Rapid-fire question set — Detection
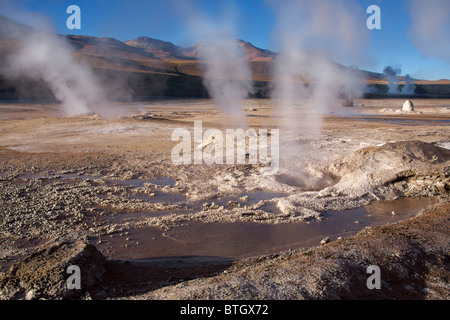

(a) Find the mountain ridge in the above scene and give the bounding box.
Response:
[1,13,449,100]
[0,13,393,80]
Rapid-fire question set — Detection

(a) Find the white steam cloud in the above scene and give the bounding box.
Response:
[268,0,368,135]
[382,66,416,95]
[265,0,370,183]
[197,40,253,119]
[5,30,119,118]
[0,6,122,119]
[269,0,368,128]
[407,0,450,63]
[383,66,400,94]
[401,74,415,94]
[171,0,252,124]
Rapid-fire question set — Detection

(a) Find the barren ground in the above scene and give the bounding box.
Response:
[0,98,449,299]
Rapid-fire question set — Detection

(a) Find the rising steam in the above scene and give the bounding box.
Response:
[1,12,121,118]
[382,66,416,95]
[401,74,416,94]
[197,40,253,120]
[407,0,450,63]
[267,0,369,181]
[383,66,400,94]
[7,30,116,117]
[172,0,252,124]
[269,0,368,125]
[15,31,101,116]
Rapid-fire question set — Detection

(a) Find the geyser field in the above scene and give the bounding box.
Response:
[0,98,449,300]
[0,0,449,302]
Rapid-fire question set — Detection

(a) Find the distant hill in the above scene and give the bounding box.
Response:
[0,13,32,40]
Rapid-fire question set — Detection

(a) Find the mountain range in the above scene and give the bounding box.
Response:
[65,34,279,81]
[0,13,448,100]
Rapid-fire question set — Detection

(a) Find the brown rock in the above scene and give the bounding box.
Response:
[0,239,106,300]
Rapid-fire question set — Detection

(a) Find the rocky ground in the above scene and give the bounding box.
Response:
[0,98,448,299]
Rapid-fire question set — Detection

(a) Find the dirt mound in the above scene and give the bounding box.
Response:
[325,140,450,197]
[274,141,449,220]
[0,239,106,300]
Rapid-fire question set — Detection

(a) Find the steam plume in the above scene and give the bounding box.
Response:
[269,0,368,119]
[268,0,368,134]
[407,0,450,63]
[0,7,122,118]
[267,0,369,181]
[383,66,400,94]
[401,74,416,94]
[7,30,119,117]
[171,0,252,123]
[197,40,253,119]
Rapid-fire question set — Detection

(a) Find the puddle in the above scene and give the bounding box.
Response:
[150,177,176,186]
[111,208,191,223]
[208,192,288,207]
[95,197,436,261]
[275,172,339,190]
[360,117,450,126]
[128,192,186,203]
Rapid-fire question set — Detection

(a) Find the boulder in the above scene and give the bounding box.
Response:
[0,239,106,300]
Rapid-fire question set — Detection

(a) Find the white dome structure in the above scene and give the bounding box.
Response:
[402,100,414,112]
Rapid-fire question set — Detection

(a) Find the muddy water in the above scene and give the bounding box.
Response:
[359,116,450,126]
[14,173,439,261]
[95,197,436,261]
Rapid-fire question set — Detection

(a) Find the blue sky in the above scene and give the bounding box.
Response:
[2,0,449,80]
